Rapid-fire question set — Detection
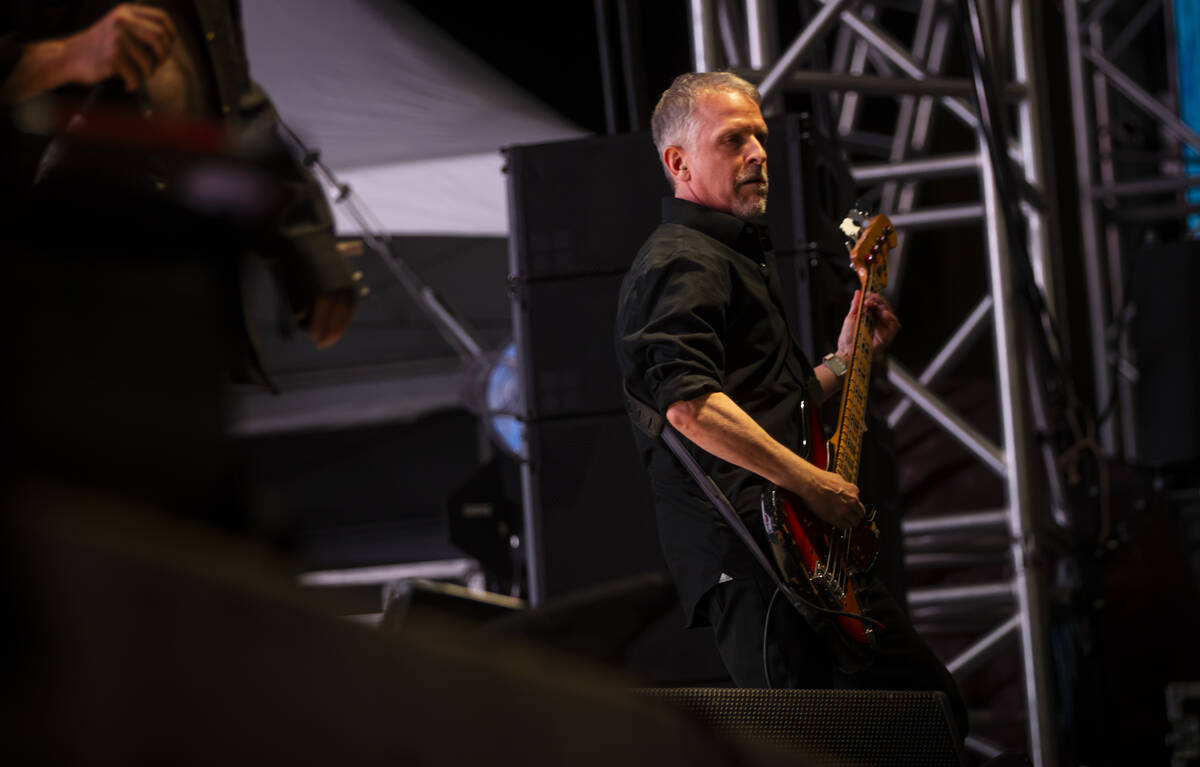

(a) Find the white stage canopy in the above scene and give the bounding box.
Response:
[241,0,588,236]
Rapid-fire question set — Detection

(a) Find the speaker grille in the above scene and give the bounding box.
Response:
[636,688,965,767]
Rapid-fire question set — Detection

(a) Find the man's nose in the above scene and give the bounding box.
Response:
[747,137,766,164]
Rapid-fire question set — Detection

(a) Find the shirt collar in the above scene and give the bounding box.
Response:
[661,197,771,258]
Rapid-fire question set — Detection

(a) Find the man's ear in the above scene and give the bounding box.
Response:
[664,146,690,183]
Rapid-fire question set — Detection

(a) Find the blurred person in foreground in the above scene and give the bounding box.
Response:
[1,1,356,362]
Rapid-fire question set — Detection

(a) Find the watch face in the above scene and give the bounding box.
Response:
[824,354,847,376]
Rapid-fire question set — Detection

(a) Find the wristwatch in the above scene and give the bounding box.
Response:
[822,352,848,378]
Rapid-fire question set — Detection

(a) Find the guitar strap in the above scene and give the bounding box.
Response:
[622,382,868,673]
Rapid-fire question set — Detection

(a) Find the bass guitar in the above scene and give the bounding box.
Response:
[760,212,896,650]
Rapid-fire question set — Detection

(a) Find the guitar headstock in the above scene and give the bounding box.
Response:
[840,211,894,291]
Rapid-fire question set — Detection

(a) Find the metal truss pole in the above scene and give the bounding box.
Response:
[689,0,718,71]
[979,118,1058,767]
[1011,0,1058,330]
[1063,0,1200,459]
[1062,0,1116,455]
[877,0,942,293]
[693,2,1062,763]
[744,0,773,69]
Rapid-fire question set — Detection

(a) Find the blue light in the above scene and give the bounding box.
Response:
[485,341,525,459]
[1178,0,1200,235]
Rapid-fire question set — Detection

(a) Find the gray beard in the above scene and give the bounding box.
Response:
[733,191,768,220]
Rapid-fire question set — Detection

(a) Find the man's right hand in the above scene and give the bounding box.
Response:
[665,391,870,530]
[64,4,177,92]
[789,468,867,530]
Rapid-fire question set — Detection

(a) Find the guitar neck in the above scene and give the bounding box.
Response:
[831,274,883,483]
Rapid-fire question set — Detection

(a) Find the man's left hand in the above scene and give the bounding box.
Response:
[836,290,900,359]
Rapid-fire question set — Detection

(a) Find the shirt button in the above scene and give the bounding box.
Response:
[222,104,232,115]
[206,31,215,41]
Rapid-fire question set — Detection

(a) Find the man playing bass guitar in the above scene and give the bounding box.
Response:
[615,71,965,737]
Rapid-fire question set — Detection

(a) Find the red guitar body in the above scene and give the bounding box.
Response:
[759,212,896,650]
[760,401,882,647]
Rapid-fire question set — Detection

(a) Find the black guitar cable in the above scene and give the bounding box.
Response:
[761,582,887,688]
[788,588,887,628]
[763,586,783,688]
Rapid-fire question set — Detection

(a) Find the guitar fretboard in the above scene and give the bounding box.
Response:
[831,268,884,484]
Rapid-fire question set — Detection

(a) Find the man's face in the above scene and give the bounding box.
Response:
[673,89,769,220]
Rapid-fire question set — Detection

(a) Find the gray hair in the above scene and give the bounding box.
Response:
[650,72,761,186]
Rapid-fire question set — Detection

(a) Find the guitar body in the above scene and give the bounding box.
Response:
[760,401,881,648]
[759,212,896,651]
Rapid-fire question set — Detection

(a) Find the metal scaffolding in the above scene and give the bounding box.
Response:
[1061,0,1200,460]
[686,1,1061,764]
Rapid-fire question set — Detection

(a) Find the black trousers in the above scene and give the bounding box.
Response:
[705,569,969,740]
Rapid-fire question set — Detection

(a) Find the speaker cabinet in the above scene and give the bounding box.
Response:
[524,411,730,683]
[514,272,628,419]
[526,412,661,598]
[637,688,966,767]
[506,131,667,282]
[1132,240,1200,466]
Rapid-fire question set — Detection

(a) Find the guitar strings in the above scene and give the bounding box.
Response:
[829,253,882,596]
[806,230,886,633]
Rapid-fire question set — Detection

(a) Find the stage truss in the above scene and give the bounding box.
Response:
[686,0,1063,763]
[1061,0,1200,460]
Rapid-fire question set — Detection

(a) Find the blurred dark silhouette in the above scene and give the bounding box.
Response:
[0,115,804,767]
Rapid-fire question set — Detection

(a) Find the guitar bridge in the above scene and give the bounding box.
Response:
[810,562,846,602]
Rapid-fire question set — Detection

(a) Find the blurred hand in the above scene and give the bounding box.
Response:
[64,4,177,91]
[791,468,866,530]
[296,289,356,349]
[836,290,900,359]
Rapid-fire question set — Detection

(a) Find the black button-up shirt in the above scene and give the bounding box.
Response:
[615,197,821,626]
